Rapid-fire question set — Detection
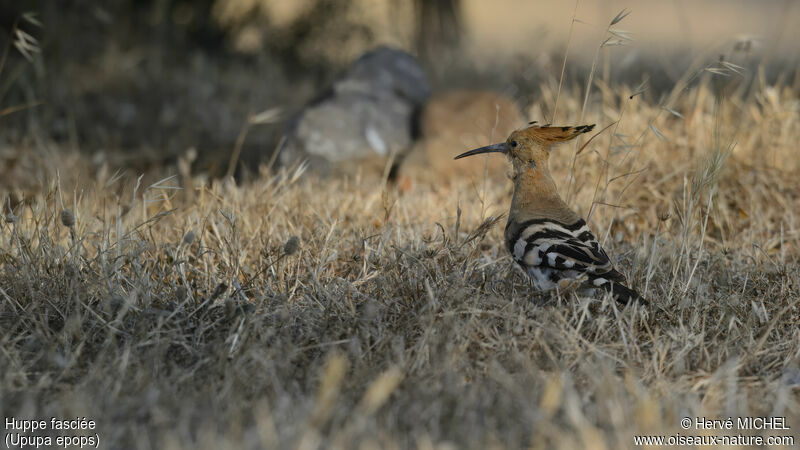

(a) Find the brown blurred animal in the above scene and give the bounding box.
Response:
[403,90,525,182]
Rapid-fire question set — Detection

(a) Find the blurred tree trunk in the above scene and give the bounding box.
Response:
[414,0,462,64]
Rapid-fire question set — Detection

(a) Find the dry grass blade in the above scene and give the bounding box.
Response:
[13,28,40,62]
[357,368,404,415]
[0,100,42,118]
[721,61,746,75]
[704,67,731,77]
[551,0,580,123]
[609,29,633,41]
[610,8,631,26]
[576,121,617,156]
[629,78,649,99]
[21,12,42,27]
[311,353,349,427]
[663,107,684,118]
[649,123,667,141]
[601,37,626,48]
[249,107,282,125]
[459,214,505,249]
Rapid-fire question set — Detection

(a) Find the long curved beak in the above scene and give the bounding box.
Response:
[454,142,507,160]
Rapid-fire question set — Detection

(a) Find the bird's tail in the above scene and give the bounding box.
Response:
[601,282,647,305]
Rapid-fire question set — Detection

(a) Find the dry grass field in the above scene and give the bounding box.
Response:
[2,2,800,449]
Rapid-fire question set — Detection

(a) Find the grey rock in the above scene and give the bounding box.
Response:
[280,46,429,170]
[333,46,430,104]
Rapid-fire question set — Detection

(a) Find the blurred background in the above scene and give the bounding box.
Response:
[1,0,798,180]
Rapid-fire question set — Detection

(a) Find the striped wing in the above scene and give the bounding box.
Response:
[507,218,625,288]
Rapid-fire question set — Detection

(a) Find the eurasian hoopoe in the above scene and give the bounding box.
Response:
[455,123,645,304]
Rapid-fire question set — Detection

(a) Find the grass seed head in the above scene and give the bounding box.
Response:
[283,235,300,255]
[60,209,75,228]
[657,205,672,222]
[182,230,196,246]
[175,286,187,302]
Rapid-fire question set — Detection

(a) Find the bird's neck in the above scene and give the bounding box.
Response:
[509,166,576,225]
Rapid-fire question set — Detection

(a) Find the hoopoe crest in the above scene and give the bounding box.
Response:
[455,122,645,304]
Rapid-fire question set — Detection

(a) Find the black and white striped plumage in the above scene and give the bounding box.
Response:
[505,218,643,303]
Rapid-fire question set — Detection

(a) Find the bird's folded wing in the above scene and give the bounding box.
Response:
[511,219,626,283]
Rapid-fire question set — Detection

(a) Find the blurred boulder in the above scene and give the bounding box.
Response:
[279,46,430,172]
[405,90,525,181]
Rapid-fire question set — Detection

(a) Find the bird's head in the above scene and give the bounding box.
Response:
[454,123,595,176]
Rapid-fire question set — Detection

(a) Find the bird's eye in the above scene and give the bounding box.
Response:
[510,140,518,148]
